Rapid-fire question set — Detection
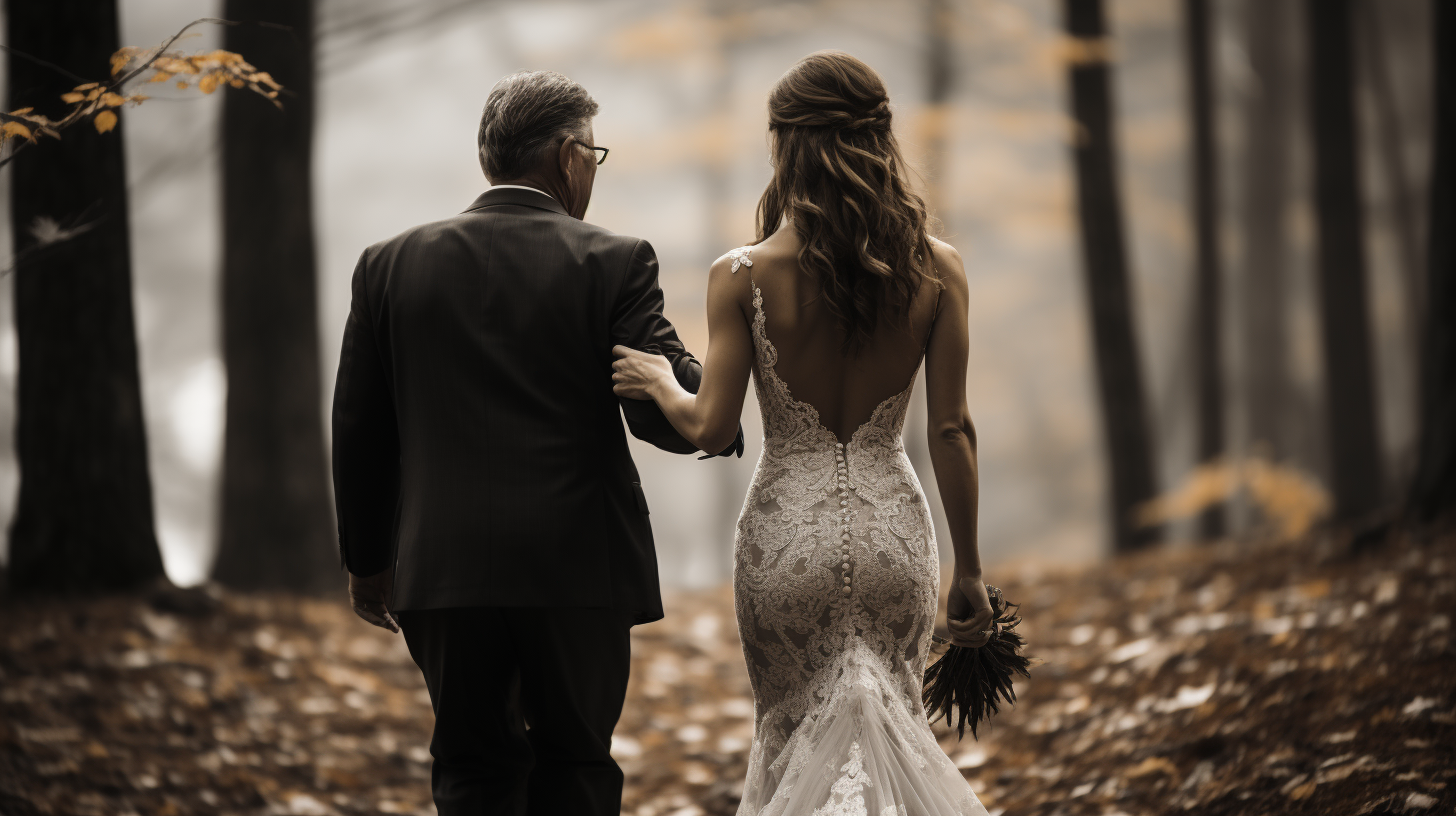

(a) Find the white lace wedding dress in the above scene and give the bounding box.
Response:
[727,246,988,816]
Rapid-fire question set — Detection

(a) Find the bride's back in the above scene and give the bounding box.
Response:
[745,229,939,443]
[741,49,940,443]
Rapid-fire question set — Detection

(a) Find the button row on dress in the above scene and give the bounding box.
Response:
[836,442,852,596]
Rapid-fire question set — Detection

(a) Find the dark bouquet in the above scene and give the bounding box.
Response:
[923,584,1031,739]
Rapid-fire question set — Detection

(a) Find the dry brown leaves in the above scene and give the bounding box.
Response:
[1,529,1451,816]
[0,591,434,816]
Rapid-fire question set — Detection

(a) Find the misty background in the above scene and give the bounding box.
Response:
[0,0,1429,588]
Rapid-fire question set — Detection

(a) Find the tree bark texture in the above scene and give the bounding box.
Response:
[212,0,338,592]
[1409,0,1456,524]
[1061,0,1161,551]
[1355,0,1425,315]
[1304,0,1386,522]
[1185,0,1225,539]
[4,0,165,593]
[1241,0,1295,464]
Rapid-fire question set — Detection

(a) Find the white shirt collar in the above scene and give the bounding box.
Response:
[489,184,554,201]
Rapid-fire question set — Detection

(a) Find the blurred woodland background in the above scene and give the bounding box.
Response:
[0,0,1452,814]
[0,0,1448,590]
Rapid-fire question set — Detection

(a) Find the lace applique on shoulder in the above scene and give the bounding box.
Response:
[727,245,754,273]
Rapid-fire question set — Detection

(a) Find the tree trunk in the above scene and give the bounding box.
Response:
[1185,0,1225,539]
[1061,0,1161,551]
[211,0,337,593]
[923,0,953,216]
[1242,0,1295,466]
[4,0,165,593]
[1304,0,1386,522]
[1355,0,1424,315]
[1409,0,1456,524]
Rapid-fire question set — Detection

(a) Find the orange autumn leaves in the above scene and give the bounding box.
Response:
[0,34,283,162]
[124,46,283,101]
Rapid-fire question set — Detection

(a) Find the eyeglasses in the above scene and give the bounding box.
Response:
[588,145,609,165]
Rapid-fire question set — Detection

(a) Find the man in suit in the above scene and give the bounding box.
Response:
[332,70,741,816]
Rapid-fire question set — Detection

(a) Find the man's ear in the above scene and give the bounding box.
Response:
[558,135,578,183]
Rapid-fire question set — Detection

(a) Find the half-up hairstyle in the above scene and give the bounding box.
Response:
[756,51,936,352]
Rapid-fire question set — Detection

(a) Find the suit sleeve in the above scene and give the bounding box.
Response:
[331,250,401,576]
[606,240,736,458]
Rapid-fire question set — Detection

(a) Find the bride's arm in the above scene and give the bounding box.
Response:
[923,240,996,647]
[612,253,753,453]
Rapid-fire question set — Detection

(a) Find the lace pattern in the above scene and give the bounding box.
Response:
[729,246,986,816]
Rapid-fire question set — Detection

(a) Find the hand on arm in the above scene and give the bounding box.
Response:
[923,242,995,647]
[613,253,753,455]
[612,240,728,454]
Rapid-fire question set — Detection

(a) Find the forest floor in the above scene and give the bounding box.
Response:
[0,528,1452,816]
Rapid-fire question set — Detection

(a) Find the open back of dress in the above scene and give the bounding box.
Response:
[727,244,987,816]
[730,245,940,444]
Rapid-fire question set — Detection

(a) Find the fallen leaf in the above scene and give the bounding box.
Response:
[1287,779,1317,800]
[1126,756,1178,778]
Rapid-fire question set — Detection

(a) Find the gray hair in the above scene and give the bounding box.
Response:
[478,71,599,180]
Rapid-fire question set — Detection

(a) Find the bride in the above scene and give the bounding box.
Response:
[612,51,995,816]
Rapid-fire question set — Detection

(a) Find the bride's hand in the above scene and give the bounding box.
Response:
[946,573,995,648]
[611,345,674,400]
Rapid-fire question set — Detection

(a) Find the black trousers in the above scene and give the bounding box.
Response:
[395,606,634,816]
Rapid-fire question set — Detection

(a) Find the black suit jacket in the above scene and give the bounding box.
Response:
[331,187,741,623]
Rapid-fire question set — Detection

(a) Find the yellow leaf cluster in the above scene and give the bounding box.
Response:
[110,46,285,108]
[0,106,60,146]
[38,76,158,144]
[1135,457,1330,542]
[3,26,287,162]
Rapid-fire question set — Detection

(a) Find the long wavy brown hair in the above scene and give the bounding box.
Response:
[756,51,935,353]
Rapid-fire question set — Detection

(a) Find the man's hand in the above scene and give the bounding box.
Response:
[946,573,994,648]
[349,567,399,633]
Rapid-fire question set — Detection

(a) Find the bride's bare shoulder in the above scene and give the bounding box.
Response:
[709,229,800,279]
[927,237,965,287]
[927,236,963,268]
